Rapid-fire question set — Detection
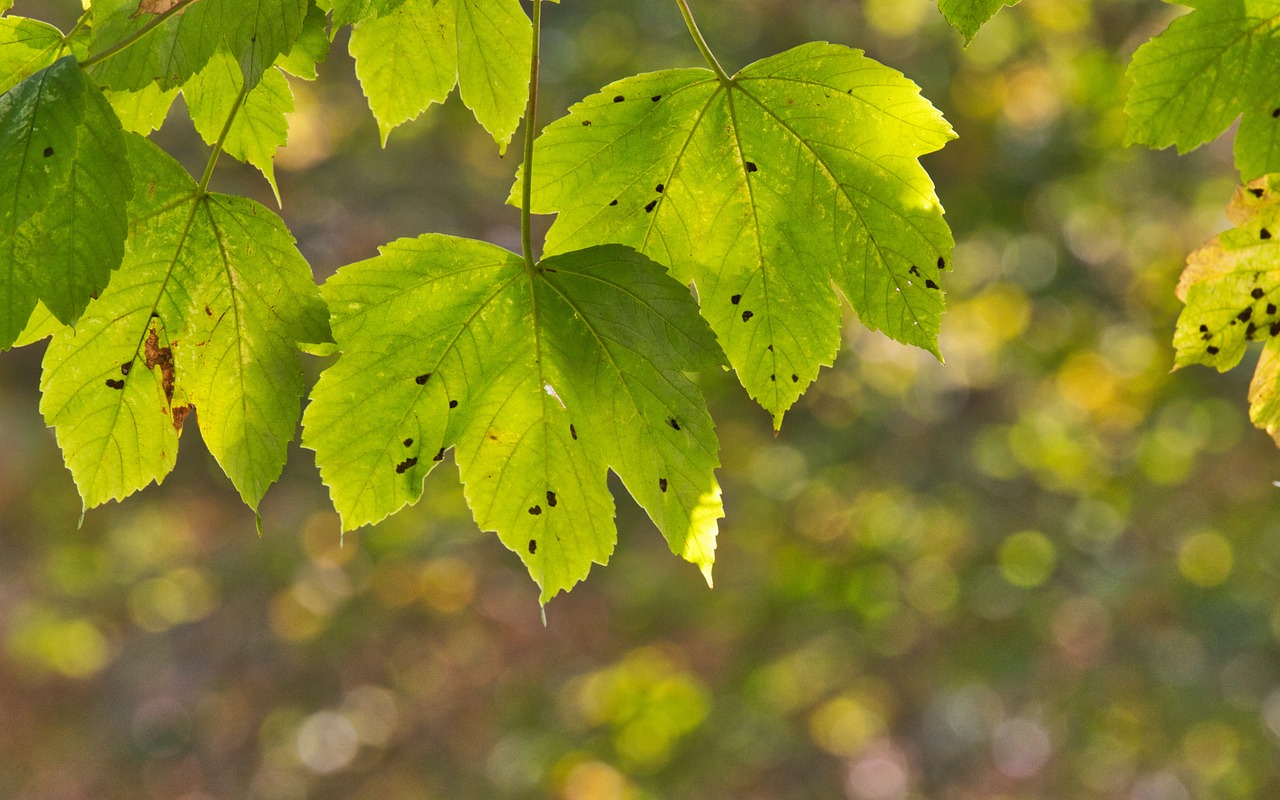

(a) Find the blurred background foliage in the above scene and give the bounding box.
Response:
[3,0,1280,798]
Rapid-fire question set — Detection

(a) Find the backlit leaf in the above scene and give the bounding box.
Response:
[938,0,1021,41]
[185,53,294,201]
[1174,175,1280,442]
[304,236,724,602]
[87,0,308,91]
[0,16,62,94]
[348,0,530,151]
[524,42,955,427]
[1125,1,1280,180]
[40,134,330,509]
[1,57,133,348]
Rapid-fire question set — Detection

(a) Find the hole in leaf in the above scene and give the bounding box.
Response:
[396,457,418,474]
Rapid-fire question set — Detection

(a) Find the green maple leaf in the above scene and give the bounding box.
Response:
[87,0,308,91]
[185,53,293,201]
[277,1,330,80]
[1,56,134,349]
[523,42,955,427]
[348,0,531,150]
[103,83,179,135]
[40,133,330,510]
[303,236,724,602]
[1125,0,1280,180]
[0,16,63,94]
[318,0,409,30]
[938,0,1020,41]
[1174,175,1280,442]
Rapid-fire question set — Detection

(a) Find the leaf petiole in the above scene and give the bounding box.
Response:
[520,0,543,274]
[674,0,732,84]
[197,80,249,196]
[79,0,203,70]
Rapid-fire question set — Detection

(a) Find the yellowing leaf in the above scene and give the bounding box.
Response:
[1174,175,1280,442]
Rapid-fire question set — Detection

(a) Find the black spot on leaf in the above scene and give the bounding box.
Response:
[1239,307,1253,322]
[770,374,776,381]
[791,374,799,382]
[570,424,578,440]
[730,294,741,305]
[403,438,413,447]
[1253,288,1265,299]
[1207,346,1220,355]
[938,257,946,270]
[105,379,124,390]
[120,362,132,375]
[909,265,920,276]
[925,279,939,290]
[449,400,458,409]
[651,95,661,102]
[1270,304,1277,316]
[655,184,664,193]
[1199,324,1208,332]
[1271,321,1280,337]
[659,478,668,492]
[767,344,773,352]
[1247,322,1259,339]
[745,161,758,173]
[433,448,445,462]
[546,491,557,507]
[416,373,430,385]
[396,457,418,474]
[528,539,537,554]
[609,200,618,206]
[613,95,624,103]
[667,417,680,431]
[645,200,657,212]
[1274,108,1280,118]
[1263,228,1273,240]
[1252,187,1268,198]
[742,310,754,322]
[528,505,542,515]
[582,120,592,126]
[43,146,53,157]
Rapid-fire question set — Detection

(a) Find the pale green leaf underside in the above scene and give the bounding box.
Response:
[349,0,530,151]
[1,57,134,348]
[319,0,410,30]
[277,1,331,80]
[0,16,62,94]
[186,53,294,201]
[40,134,330,510]
[304,235,724,602]
[104,83,179,134]
[1173,175,1280,442]
[1125,0,1280,180]
[938,0,1020,41]
[88,0,308,91]
[524,42,954,426]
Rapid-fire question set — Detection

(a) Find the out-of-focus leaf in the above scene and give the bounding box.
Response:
[938,0,1020,41]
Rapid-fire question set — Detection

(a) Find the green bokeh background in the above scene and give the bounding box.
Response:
[3,1,1279,798]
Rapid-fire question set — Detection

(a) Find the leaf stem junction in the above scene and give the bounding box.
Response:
[674,0,732,84]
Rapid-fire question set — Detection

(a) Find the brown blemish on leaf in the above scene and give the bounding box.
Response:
[144,327,176,406]
[395,457,417,474]
[170,404,192,432]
